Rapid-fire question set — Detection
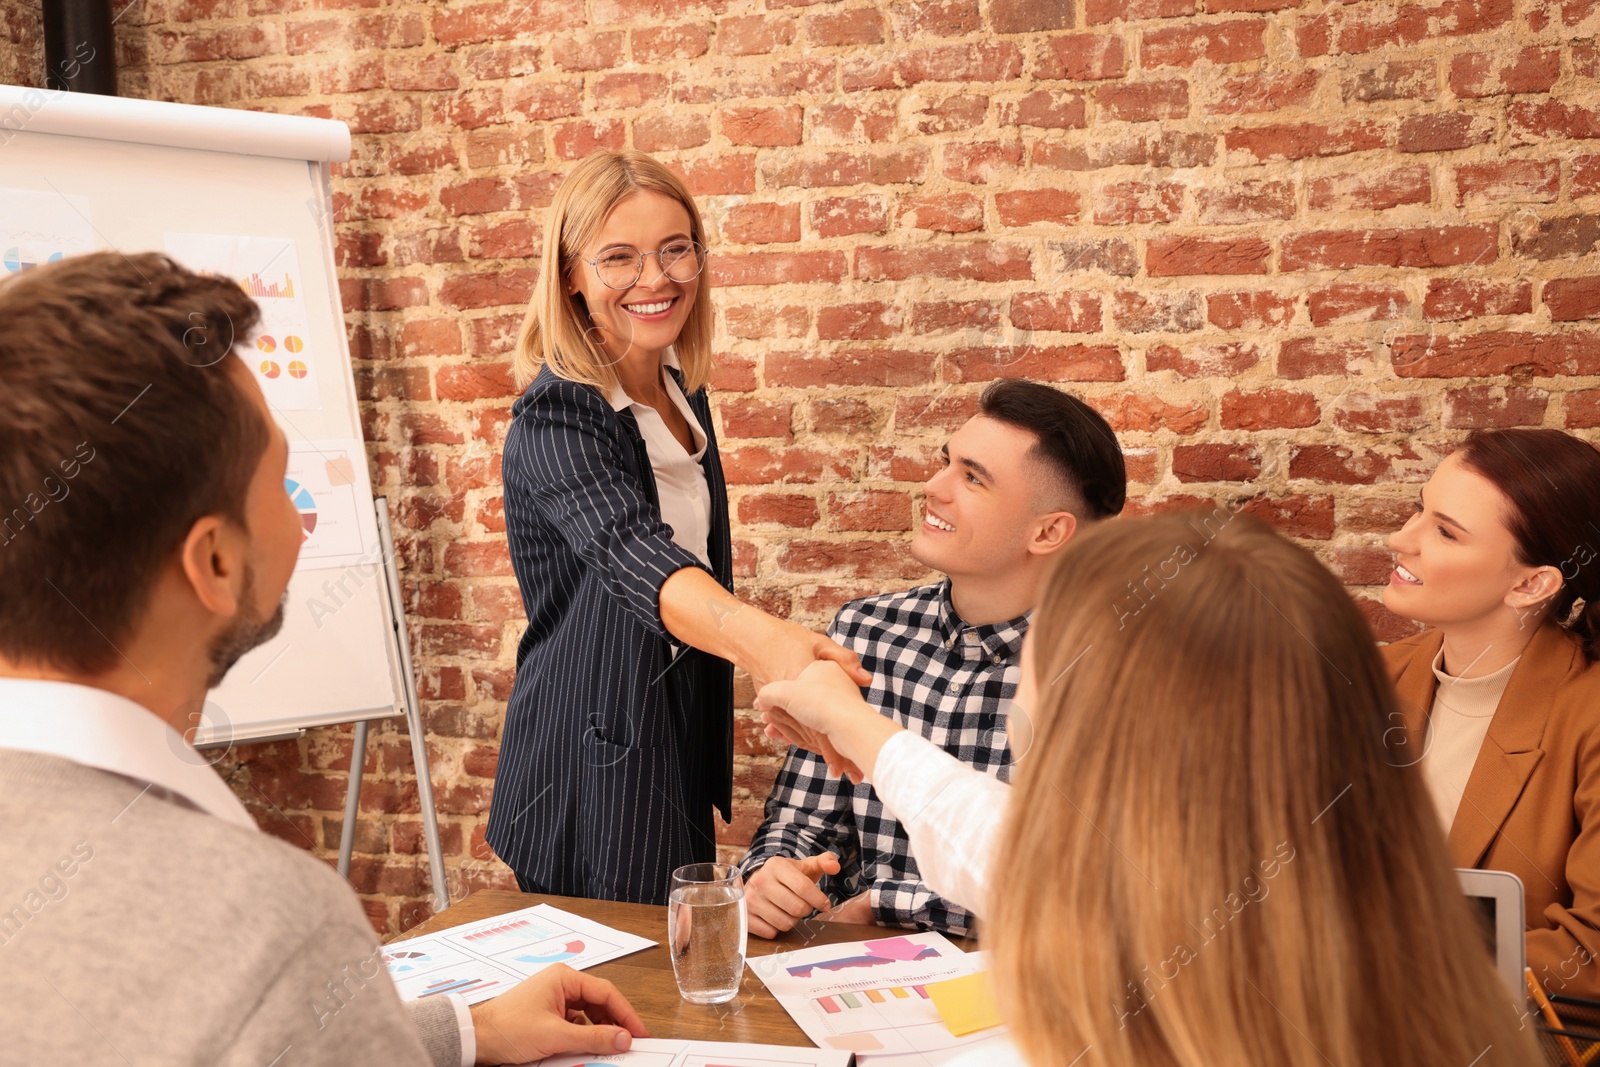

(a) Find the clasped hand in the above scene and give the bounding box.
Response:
[746,619,871,692]
[754,660,878,783]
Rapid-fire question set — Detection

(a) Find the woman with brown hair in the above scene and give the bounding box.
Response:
[1383,427,1600,999]
[485,149,865,905]
[758,512,1540,1067]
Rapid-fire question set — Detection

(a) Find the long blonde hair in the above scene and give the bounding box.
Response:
[990,511,1540,1067]
[513,150,714,393]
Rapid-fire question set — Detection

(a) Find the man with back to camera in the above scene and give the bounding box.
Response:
[739,379,1127,937]
[0,251,649,1065]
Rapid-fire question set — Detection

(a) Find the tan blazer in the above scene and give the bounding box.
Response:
[1385,622,1600,998]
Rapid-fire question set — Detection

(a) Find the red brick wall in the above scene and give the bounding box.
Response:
[7,0,1600,934]
[1,1,41,86]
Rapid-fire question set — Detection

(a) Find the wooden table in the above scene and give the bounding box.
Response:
[395,889,970,1047]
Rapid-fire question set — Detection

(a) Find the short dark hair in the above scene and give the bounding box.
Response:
[1458,428,1600,661]
[0,251,269,673]
[978,379,1126,520]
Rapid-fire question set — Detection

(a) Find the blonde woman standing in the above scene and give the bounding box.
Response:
[485,150,866,905]
[759,513,1540,1067]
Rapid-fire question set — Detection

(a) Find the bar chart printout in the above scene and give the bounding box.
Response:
[754,933,1008,1062]
[388,904,655,1006]
[163,231,322,411]
[527,1037,853,1067]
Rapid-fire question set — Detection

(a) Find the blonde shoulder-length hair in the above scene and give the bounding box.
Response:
[514,150,714,394]
[990,511,1541,1067]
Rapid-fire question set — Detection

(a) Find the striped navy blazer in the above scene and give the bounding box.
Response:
[485,363,734,905]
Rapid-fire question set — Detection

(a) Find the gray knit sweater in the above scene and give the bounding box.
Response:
[0,749,461,1066]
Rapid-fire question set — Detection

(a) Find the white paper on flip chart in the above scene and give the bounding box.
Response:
[283,439,370,568]
[0,186,96,274]
[386,904,656,1005]
[164,231,322,411]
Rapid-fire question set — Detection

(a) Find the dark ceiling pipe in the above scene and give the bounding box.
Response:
[41,0,118,95]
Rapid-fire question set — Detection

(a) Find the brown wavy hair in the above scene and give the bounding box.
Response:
[989,511,1540,1067]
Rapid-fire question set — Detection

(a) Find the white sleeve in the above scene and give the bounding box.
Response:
[447,995,474,1067]
[869,730,1010,917]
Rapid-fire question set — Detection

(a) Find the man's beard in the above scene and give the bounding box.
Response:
[205,565,287,689]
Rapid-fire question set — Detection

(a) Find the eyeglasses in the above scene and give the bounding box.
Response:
[579,240,706,290]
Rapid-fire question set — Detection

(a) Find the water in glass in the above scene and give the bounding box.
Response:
[668,863,747,1004]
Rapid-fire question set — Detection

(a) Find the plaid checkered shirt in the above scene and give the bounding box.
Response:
[740,579,1025,937]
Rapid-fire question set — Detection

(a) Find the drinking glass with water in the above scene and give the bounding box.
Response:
[668,862,747,1004]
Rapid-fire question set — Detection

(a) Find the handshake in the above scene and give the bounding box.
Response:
[754,659,890,785]
[701,583,886,782]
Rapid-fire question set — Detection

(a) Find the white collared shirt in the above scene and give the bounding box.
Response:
[608,352,712,568]
[0,676,477,1066]
[0,676,259,830]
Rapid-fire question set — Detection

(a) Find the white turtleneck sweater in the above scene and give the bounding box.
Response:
[1421,648,1520,831]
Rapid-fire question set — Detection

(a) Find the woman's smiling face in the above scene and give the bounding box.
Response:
[1384,451,1547,628]
[568,190,699,365]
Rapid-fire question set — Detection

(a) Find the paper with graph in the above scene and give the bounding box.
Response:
[284,439,369,567]
[754,932,1006,1061]
[386,904,655,1005]
[0,186,96,275]
[164,231,321,411]
[526,1038,853,1067]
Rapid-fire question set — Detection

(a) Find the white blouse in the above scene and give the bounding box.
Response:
[870,728,1010,917]
[870,733,1021,1065]
[607,353,712,568]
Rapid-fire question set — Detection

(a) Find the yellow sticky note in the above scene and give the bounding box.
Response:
[927,971,1003,1037]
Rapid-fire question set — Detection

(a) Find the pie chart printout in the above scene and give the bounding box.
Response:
[279,444,367,567]
[163,232,320,411]
[390,903,656,1007]
[384,950,431,974]
[3,247,65,271]
[0,189,95,278]
[286,478,318,544]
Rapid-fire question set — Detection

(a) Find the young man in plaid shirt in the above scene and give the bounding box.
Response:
[739,379,1127,937]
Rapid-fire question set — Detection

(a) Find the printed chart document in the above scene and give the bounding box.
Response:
[386,904,654,1005]
[0,186,95,274]
[164,231,322,411]
[524,1038,853,1067]
[284,439,371,568]
[753,932,1006,1062]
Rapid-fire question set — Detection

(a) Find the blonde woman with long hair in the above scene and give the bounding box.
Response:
[758,512,1540,1067]
[485,150,866,905]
